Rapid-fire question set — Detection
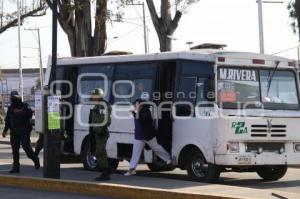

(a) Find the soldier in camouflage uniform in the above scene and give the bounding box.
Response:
[89,88,112,181]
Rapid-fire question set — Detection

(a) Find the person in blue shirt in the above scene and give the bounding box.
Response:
[125,99,171,176]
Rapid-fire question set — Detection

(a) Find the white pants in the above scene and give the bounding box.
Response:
[129,137,171,169]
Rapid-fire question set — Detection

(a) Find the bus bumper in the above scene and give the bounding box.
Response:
[214,153,300,166]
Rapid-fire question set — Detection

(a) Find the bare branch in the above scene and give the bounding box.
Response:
[44,0,54,10]
[171,10,182,32]
[0,4,47,34]
[146,0,160,30]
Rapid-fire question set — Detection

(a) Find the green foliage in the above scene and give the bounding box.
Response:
[288,0,300,34]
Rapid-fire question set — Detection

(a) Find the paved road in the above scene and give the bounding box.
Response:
[0,186,114,199]
[1,143,300,196]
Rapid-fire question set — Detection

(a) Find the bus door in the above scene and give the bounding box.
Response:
[155,61,177,153]
[56,66,78,153]
[172,61,215,160]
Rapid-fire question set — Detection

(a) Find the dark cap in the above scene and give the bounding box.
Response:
[10,90,20,98]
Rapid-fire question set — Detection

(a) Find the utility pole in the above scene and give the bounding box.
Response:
[17,0,24,100]
[127,1,148,54]
[24,27,44,89]
[257,0,264,54]
[1,0,3,28]
[257,0,283,54]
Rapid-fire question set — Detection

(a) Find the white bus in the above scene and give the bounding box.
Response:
[41,50,300,182]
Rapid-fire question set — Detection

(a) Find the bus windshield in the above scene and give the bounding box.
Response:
[217,67,299,110]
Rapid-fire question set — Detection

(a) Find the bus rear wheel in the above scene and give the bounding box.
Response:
[186,149,220,183]
[82,140,99,171]
[256,165,287,181]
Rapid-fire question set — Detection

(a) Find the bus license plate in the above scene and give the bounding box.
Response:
[237,156,251,165]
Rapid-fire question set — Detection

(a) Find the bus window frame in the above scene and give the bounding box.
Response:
[175,60,215,105]
[112,62,157,104]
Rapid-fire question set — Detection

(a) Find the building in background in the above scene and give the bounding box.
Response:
[0,68,46,112]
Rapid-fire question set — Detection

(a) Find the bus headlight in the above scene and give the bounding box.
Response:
[227,142,239,153]
[294,143,300,152]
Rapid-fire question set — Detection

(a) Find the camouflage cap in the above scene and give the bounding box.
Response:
[91,88,104,98]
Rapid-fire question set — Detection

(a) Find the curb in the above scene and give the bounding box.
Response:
[0,175,241,199]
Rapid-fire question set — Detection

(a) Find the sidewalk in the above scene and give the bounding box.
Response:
[0,139,299,198]
[0,162,299,199]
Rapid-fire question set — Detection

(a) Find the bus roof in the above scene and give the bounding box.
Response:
[55,50,296,68]
[44,50,297,86]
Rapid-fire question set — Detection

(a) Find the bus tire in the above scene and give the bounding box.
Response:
[186,149,220,183]
[147,163,175,172]
[256,165,287,181]
[82,140,99,171]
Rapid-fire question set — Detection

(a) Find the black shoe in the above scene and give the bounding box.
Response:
[9,167,20,174]
[94,175,110,181]
[34,158,40,170]
[94,170,110,181]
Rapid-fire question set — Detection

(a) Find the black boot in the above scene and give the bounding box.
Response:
[95,168,110,181]
[9,165,20,174]
[34,158,40,170]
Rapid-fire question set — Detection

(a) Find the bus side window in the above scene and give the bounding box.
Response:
[176,77,215,116]
[114,81,133,103]
[176,77,197,116]
[78,65,113,104]
[113,63,155,104]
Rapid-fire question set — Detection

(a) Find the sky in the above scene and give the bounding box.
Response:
[0,0,299,69]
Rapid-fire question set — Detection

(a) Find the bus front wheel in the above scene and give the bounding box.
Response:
[256,165,287,181]
[186,149,220,183]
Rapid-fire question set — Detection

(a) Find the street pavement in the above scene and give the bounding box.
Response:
[0,142,300,198]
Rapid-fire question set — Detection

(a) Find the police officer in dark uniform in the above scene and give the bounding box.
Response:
[2,91,40,173]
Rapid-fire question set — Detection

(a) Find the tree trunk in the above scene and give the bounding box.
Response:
[146,0,182,52]
[74,0,92,57]
[45,0,107,57]
[296,0,300,41]
[93,0,107,56]
[158,29,172,52]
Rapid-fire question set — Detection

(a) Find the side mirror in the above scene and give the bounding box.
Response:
[204,78,215,102]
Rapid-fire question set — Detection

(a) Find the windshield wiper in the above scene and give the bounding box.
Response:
[266,61,280,97]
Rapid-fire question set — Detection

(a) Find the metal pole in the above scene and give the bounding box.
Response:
[52,0,57,87]
[297,45,300,62]
[37,28,44,90]
[43,0,60,179]
[1,0,3,27]
[17,0,24,100]
[126,2,148,54]
[142,3,148,54]
[258,0,265,54]
[146,25,150,53]
[24,27,44,90]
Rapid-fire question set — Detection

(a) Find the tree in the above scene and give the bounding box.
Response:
[0,0,47,34]
[146,0,200,52]
[288,0,300,41]
[44,0,117,57]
